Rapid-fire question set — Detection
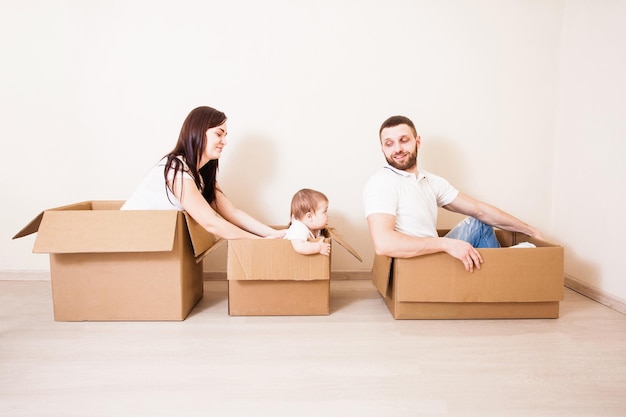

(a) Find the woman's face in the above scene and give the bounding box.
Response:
[199,121,228,167]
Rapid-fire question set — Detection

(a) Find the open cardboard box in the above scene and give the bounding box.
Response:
[14,201,218,321]
[372,229,564,319]
[226,228,362,316]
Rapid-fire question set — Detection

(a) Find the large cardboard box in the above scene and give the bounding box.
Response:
[372,230,564,319]
[14,201,218,321]
[227,228,362,316]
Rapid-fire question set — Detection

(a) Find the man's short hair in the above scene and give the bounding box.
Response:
[379,115,417,138]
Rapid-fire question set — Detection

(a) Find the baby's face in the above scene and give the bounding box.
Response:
[308,200,329,231]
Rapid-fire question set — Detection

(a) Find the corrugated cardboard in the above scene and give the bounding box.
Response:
[13,201,219,321]
[372,230,564,319]
[227,227,362,316]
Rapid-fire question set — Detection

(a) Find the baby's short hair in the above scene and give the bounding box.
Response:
[290,188,328,220]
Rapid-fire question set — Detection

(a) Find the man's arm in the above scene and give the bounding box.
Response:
[366,213,483,272]
[443,193,544,239]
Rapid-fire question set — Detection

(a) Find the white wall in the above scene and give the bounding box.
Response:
[554,1,626,301]
[3,1,563,275]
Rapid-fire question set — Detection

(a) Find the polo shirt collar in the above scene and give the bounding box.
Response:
[383,164,426,181]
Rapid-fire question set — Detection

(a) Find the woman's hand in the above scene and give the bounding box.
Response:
[266,228,286,239]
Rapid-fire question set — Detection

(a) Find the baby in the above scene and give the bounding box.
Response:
[283,188,331,256]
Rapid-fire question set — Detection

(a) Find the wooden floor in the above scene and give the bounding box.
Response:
[1,278,625,417]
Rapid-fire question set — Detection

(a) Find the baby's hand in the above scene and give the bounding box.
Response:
[319,240,331,256]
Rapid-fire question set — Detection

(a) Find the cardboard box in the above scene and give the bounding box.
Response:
[372,230,564,319]
[13,201,218,321]
[227,228,362,316]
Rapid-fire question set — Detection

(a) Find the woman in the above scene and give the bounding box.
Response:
[122,106,283,239]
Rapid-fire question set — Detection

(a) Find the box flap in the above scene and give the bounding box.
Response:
[32,209,180,254]
[196,238,226,263]
[13,200,107,239]
[13,211,45,239]
[395,246,564,302]
[371,254,392,297]
[327,227,363,262]
[228,239,329,281]
[182,212,221,258]
[90,201,125,210]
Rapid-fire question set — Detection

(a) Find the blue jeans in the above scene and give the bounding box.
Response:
[444,217,501,248]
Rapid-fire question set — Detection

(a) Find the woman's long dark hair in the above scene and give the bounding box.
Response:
[164,106,227,205]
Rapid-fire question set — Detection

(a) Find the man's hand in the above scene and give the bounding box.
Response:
[443,238,483,273]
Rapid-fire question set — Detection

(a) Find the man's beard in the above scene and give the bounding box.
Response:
[386,147,418,171]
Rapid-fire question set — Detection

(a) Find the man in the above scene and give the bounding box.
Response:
[363,115,543,272]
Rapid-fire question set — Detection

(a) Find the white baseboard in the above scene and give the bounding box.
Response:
[330,270,371,280]
[204,272,226,281]
[564,275,626,315]
[0,270,50,281]
[0,270,372,281]
[4,270,623,316]
[203,270,372,281]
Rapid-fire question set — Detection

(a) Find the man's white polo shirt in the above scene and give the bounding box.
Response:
[363,165,459,238]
